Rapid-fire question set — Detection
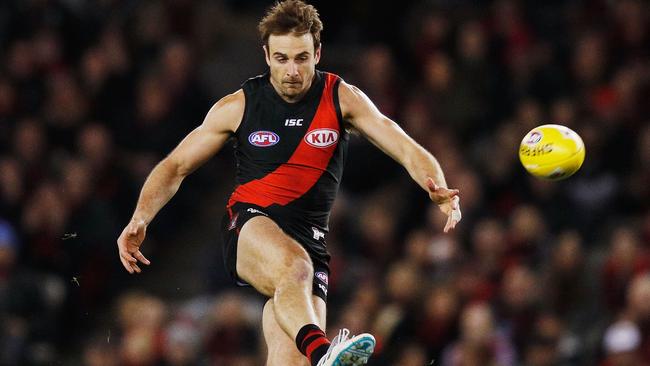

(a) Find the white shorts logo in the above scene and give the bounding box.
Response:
[318,283,328,296]
[315,271,328,285]
[312,227,325,240]
[246,208,268,216]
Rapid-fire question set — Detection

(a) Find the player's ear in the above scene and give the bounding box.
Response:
[314,45,321,65]
[263,45,271,66]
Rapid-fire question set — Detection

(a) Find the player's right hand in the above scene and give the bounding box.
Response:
[117,218,151,274]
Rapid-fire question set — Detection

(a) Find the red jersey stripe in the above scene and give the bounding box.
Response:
[228,73,340,208]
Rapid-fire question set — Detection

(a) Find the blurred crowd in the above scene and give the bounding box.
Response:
[0,0,649,365]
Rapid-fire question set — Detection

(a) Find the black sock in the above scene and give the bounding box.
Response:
[296,324,331,366]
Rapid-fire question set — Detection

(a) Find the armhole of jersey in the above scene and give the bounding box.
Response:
[332,78,345,131]
[233,88,249,137]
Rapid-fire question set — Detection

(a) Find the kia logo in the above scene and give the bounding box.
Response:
[249,131,280,147]
[304,128,338,148]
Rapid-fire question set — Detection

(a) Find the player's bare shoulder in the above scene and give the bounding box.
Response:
[337,81,366,120]
[336,80,382,130]
[203,89,246,134]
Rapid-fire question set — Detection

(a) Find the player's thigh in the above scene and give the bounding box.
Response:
[237,215,313,297]
[263,295,327,366]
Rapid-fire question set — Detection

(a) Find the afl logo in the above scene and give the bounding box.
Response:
[525,131,543,145]
[305,128,339,148]
[315,271,328,285]
[249,131,279,147]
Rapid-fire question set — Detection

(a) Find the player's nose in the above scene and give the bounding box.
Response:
[286,61,299,77]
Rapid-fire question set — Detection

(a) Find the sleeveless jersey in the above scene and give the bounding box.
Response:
[227,70,348,230]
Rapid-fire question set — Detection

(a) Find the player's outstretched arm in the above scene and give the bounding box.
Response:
[117,90,245,273]
[338,81,461,232]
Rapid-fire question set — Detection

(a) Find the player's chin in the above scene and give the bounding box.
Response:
[282,87,302,97]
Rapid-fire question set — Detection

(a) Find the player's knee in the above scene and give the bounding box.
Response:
[283,255,313,287]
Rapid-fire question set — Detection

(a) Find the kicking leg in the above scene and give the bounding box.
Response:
[263,295,326,366]
[237,216,319,338]
[236,216,329,365]
[237,216,374,366]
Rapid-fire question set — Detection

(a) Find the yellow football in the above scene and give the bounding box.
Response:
[519,124,585,181]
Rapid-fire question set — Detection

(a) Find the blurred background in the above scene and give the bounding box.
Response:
[0,0,649,365]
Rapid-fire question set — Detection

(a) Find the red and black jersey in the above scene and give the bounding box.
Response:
[226,70,348,231]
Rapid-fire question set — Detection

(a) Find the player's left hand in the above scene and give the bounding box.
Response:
[426,177,461,233]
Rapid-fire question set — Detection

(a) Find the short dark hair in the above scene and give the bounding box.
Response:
[258,0,323,51]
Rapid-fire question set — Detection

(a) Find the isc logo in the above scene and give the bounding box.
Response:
[248,131,279,147]
[285,118,303,126]
[304,128,338,148]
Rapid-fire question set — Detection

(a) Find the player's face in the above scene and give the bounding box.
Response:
[264,33,321,102]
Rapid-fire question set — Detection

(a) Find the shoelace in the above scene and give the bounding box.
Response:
[318,328,351,365]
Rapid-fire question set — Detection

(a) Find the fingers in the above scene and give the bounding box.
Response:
[426,178,459,201]
[450,195,460,210]
[444,210,461,232]
[122,248,137,263]
[134,251,151,266]
[443,197,462,233]
[118,219,149,274]
[427,177,462,232]
[118,247,151,273]
[117,234,149,274]
[443,187,460,198]
[119,255,134,274]
[444,216,453,233]
[120,249,136,272]
[119,252,136,274]
[119,250,148,274]
[430,187,459,204]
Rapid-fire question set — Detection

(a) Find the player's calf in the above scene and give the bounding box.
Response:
[296,324,331,366]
